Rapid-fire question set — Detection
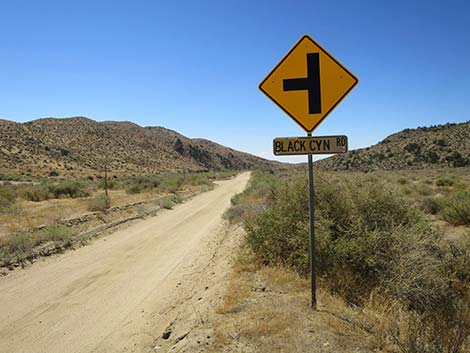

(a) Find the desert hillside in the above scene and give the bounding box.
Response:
[0,117,281,178]
[317,121,470,171]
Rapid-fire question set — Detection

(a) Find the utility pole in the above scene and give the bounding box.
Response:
[104,162,108,196]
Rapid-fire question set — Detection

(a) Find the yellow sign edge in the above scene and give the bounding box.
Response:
[259,34,359,134]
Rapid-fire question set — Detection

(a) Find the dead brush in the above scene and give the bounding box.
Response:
[365,293,469,353]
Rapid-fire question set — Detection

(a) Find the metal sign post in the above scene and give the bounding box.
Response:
[307,132,317,309]
[270,133,348,309]
[259,34,358,309]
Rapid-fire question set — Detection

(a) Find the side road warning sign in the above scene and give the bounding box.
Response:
[273,135,348,156]
[259,35,358,133]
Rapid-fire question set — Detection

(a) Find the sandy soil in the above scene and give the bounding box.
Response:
[0,172,250,353]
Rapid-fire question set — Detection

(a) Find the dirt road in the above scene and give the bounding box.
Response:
[0,172,250,353]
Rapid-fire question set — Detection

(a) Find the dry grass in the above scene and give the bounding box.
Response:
[210,248,376,353]
[0,189,156,239]
[212,249,470,353]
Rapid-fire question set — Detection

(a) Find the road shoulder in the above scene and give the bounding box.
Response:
[145,223,245,353]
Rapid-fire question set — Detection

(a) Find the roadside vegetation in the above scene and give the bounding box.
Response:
[0,224,73,266]
[0,170,238,268]
[222,168,470,353]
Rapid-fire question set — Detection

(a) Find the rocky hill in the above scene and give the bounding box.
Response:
[0,117,282,178]
[317,121,470,171]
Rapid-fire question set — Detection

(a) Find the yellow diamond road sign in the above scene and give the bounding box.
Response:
[259,35,358,133]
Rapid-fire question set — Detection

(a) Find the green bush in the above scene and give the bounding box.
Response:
[127,184,143,194]
[88,194,111,212]
[224,171,280,224]
[0,225,76,265]
[23,181,89,201]
[397,177,408,185]
[230,170,469,352]
[160,176,183,193]
[436,177,454,187]
[37,224,72,245]
[440,191,470,225]
[0,186,17,213]
[419,196,442,215]
[0,232,34,264]
[50,181,89,199]
[160,194,183,209]
[23,184,50,201]
[125,176,160,194]
[99,178,117,190]
[5,232,33,256]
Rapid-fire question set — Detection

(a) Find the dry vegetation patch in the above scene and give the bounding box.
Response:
[220,169,469,353]
[211,248,376,353]
[0,171,238,272]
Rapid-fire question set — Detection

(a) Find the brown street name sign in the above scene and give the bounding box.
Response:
[273,135,348,156]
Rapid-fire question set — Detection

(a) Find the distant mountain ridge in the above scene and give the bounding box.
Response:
[316,121,470,171]
[0,117,282,178]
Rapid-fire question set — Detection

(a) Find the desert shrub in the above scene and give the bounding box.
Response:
[23,181,89,201]
[371,235,470,353]
[231,170,470,352]
[50,181,89,199]
[382,227,449,313]
[88,194,111,212]
[243,172,421,281]
[397,177,408,185]
[161,198,174,209]
[0,225,76,265]
[437,177,454,187]
[244,175,310,274]
[440,191,470,225]
[367,293,470,353]
[125,176,160,194]
[186,173,215,186]
[413,184,433,196]
[37,224,72,245]
[23,184,50,201]
[124,171,226,195]
[99,177,117,190]
[160,176,183,193]
[419,196,442,215]
[0,232,34,264]
[225,171,280,224]
[127,184,143,194]
[49,170,59,177]
[231,169,470,353]
[159,194,183,209]
[0,186,17,213]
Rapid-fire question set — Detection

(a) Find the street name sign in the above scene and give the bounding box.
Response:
[259,34,358,133]
[273,135,348,156]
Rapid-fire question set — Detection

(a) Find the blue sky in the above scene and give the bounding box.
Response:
[1,0,469,162]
